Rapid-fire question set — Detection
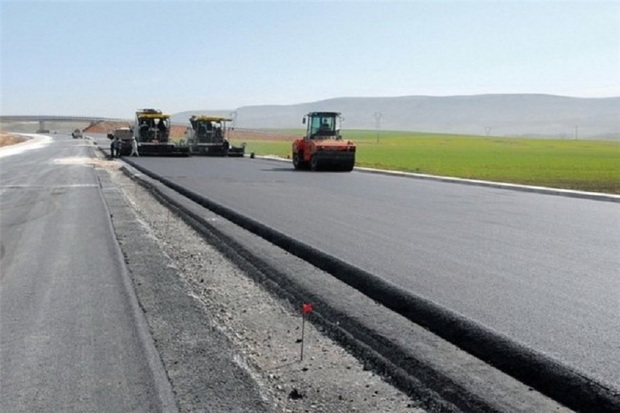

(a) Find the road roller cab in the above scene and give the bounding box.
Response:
[292,112,355,171]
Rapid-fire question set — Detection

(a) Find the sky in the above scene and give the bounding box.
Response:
[1,0,619,118]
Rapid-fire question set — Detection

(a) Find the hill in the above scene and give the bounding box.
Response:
[172,94,620,139]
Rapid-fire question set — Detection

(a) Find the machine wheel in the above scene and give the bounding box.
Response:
[293,152,304,170]
[310,155,320,171]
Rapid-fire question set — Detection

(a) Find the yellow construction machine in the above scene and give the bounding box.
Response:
[186,115,245,157]
[134,109,189,156]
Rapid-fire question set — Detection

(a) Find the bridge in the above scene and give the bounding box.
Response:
[0,115,130,133]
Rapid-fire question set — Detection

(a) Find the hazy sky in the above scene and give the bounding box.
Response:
[1,0,619,118]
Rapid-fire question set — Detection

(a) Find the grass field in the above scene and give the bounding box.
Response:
[240,130,620,194]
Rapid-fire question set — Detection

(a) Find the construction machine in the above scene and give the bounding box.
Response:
[292,112,355,171]
[186,115,245,157]
[133,109,190,156]
[107,127,133,156]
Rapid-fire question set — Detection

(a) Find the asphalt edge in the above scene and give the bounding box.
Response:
[260,155,620,203]
[119,157,620,412]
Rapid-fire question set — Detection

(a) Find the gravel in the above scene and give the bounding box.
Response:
[103,160,426,413]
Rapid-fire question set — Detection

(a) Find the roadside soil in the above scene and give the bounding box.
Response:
[102,153,427,412]
[84,120,298,141]
[0,133,27,147]
[83,121,132,135]
[230,129,299,142]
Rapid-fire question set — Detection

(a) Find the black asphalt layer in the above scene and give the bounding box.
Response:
[119,162,574,413]
[118,154,620,411]
[0,135,175,412]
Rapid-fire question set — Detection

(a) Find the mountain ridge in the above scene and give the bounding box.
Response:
[171,94,620,139]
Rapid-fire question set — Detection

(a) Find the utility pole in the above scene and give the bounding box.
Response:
[575,125,578,140]
[374,112,382,143]
[228,111,238,140]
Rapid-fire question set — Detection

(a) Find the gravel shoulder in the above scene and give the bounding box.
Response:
[98,155,425,412]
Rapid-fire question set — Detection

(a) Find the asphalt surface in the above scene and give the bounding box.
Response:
[122,154,620,395]
[0,135,176,412]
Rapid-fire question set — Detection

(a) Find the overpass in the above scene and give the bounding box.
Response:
[0,115,130,132]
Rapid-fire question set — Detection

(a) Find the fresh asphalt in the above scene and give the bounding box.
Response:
[115,151,619,409]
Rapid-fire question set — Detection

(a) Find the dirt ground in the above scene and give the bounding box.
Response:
[85,121,299,142]
[0,133,27,147]
[83,121,132,135]
[230,129,299,142]
[0,126,296,149]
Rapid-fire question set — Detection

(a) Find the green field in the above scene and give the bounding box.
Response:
[241,130,620,194]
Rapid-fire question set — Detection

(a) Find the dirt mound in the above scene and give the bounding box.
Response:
[170,125,187,137]
[85,121,188,138]
[84,121,131,134]
[0,133,27,147]
[84,122,300,141]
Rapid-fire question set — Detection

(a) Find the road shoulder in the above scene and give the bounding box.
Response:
[97,166,275,412]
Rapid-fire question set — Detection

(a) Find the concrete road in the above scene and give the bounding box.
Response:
[0,135,174,412]
[125,155,620,394]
